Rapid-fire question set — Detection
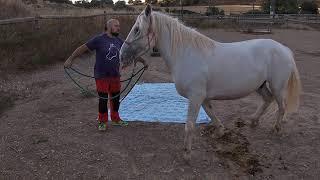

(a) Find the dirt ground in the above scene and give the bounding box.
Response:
[1,28,320,179]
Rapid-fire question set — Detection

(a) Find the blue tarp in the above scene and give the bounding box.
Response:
[119,83,211,123]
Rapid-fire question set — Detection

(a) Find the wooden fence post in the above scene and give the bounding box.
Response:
[34,14,40,30]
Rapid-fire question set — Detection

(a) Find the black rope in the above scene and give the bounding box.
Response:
[64,66,146,102]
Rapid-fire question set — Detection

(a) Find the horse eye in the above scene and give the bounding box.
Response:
[134,27,139,35]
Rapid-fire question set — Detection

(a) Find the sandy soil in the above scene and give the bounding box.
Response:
[1,28,320,179]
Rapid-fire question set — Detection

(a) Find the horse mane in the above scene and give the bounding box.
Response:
[152,12,216,55]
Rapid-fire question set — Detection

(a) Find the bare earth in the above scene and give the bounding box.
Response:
[1,29,320,179]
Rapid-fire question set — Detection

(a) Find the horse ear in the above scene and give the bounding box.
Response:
[145,4,152,17]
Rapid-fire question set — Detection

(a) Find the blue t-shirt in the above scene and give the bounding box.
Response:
[85,33,123,78]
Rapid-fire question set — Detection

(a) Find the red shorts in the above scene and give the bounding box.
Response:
[95,77,121,93]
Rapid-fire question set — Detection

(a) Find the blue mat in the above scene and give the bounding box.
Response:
[119,83,211,123]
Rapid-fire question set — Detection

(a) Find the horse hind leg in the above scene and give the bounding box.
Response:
[268,75,290,133]
[273,89,287,133]
[250,81,274,128]
[202,100,225,137]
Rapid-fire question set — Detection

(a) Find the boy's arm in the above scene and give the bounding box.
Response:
[136,57,148,69]
[64,44,89,68]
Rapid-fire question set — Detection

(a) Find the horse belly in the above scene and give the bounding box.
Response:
[207,61,267,100]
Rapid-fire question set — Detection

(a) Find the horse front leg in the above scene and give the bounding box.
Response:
[184,96,203,163]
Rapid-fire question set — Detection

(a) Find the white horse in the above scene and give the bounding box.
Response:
[120,5,301,161]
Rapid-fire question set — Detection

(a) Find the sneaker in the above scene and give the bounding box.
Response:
[98,122,107,131]
[111,120,128,126]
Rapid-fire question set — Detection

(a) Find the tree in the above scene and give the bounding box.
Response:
[133,0,143,5]
[205,6,225,16]
[101,0,114,6]
[182,0,199,6]
[145,0,157,4]
[159,0,175,6]
[300,0,319,14]
[151,0,158,4]
[90,0,100,7]
[262,0,299,14]
[114,0,126,10]
[128,0,134,5]
[48,0,72,4]
[74,0,91,8]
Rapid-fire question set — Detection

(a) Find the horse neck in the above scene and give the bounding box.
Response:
[152,13,218,71]
[153,15,183,71]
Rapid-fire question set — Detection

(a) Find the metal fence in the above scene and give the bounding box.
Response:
[1,12,319,26]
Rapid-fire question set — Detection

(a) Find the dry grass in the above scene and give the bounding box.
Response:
[0,0,32,19]
[0,0,137,78]
[0,15,136,75]
[0,0,137,75]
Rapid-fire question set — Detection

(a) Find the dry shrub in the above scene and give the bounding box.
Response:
[0,0,32,19]
[0,90,15,116]
[0,15,136,74]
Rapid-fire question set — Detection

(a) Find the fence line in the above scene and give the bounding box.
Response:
[0,17,35,25]
[0,12,140,25]
[0,13,319,26]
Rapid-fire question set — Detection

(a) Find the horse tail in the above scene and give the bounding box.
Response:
[286,55,302,113]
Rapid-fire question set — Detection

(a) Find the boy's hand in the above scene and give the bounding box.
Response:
[64,58,73,68]
[143,63,149,70]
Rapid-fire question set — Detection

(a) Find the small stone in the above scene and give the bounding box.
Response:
[41,155,48,160]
